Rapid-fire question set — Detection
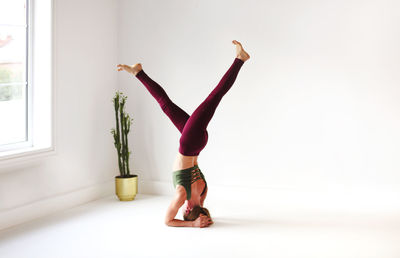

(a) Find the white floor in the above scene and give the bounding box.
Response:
[0,192,400,258]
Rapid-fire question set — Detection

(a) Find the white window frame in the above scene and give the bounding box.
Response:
[0,0,55,165]
[0,0,32,151]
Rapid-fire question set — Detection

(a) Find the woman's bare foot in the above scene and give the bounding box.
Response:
[232,40,250,62]
[117,63,142,76]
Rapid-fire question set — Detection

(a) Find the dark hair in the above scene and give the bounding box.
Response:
[183,206,211,221]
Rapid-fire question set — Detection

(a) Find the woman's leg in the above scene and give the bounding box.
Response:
[179,58,245,156]
[136,70,189,133]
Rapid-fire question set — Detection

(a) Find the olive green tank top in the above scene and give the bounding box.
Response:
[172,165,207,200]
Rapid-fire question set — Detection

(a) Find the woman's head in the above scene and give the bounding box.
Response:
[183,206,211,221]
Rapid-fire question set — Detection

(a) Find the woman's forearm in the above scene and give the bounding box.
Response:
[165,219,195,227]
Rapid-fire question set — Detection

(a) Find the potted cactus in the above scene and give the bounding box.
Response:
[111,91,138,201]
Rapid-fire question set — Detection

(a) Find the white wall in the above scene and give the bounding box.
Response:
[119,0,400,193]
[0,0,118,228]
[1,0,400,231]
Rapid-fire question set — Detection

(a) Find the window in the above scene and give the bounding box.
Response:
[0,0,30,149]
[0,0,53,161]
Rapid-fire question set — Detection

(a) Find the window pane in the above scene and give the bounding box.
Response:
[0,84,27,145]
[0,84,23,101]
[0,0,26,26]
[0,26,27,84]
[0,0,28,147]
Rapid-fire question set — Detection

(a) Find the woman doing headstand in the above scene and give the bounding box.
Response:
[117,40,250,228]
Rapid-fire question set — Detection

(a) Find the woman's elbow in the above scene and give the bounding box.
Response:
[165,218,172,227]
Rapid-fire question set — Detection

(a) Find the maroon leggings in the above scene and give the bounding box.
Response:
[135,58,244,156]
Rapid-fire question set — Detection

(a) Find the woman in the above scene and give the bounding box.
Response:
[117,40,250,228]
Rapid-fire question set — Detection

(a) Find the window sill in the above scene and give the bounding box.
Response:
[0,145,56,169]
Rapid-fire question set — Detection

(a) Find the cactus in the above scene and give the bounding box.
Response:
[111,91,133,177]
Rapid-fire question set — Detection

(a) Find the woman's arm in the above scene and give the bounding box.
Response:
[165,188,194,227]
[200,187,208,207]
[165,187,212,228]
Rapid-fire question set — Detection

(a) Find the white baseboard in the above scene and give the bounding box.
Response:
[139,180,172,196]
[0,179,171,232]
[139,180,400,214]
[0,180,115,231]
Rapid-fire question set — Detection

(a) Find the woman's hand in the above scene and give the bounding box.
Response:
[193,214,213,228]
[117,63,142,76]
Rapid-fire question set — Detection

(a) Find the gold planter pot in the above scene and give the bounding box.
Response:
[115,175,138,201]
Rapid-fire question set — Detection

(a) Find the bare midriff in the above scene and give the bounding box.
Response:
[172,152,199,171]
